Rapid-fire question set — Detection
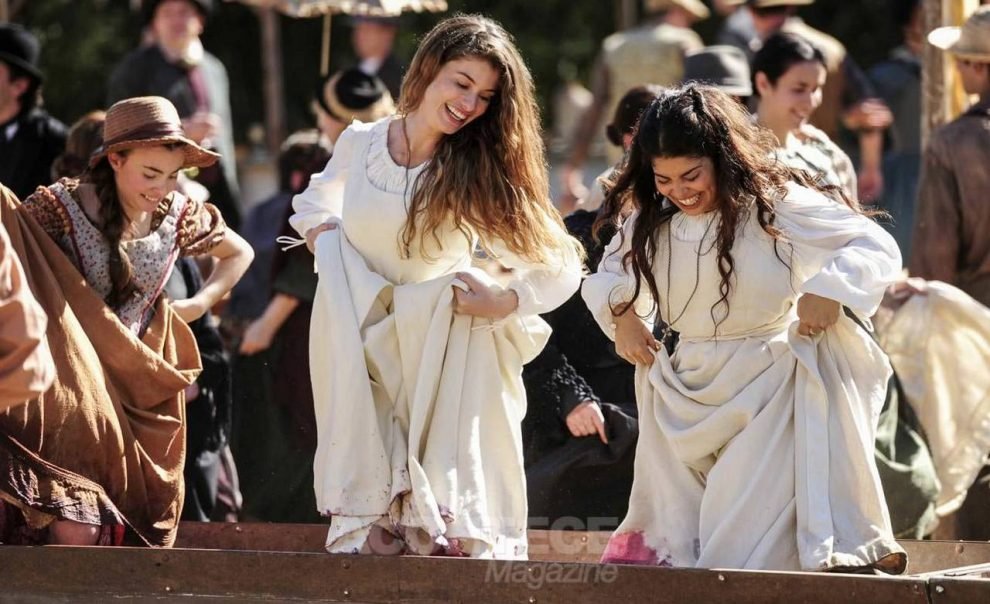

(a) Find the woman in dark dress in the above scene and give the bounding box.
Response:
[522,86,661,530]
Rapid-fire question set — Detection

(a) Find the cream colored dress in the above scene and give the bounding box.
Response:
[582,182,907,572]
[290,117,582,558]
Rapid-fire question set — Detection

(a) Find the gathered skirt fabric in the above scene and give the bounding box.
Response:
[310,227,550,559]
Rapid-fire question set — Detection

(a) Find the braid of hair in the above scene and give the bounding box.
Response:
[85,158,139,309]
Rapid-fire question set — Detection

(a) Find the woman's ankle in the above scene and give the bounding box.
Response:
[48,519,100,545]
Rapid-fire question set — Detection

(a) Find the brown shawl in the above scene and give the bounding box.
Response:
[0,185,201,547]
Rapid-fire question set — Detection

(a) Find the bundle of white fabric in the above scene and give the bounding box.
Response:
[877,281,990,518]
[309,226,550,559]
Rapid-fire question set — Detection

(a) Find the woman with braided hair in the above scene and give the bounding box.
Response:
[582,85,906,573]
[0,96,252,547]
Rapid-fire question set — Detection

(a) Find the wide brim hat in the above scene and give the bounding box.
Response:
[316,68,395,124]
[928,6,990,62]
[0,23,43,83]
[645,0,711,20]
[89,96,220,168]
[683,45,753,97]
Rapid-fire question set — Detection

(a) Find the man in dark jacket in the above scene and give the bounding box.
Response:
[349,16,404,102]
[0,24,66,200]
[107,0,241,230]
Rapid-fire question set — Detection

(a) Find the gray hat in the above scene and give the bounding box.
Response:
[682,46,753,97]
[928,6,990,63]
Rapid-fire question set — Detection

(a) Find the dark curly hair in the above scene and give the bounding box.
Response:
[594,85,857,334]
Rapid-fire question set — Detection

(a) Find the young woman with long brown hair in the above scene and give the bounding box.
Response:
[582,85,906,573]
[290,15,582,558]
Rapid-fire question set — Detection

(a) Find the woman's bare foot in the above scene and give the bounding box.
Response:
[48,520,100,545]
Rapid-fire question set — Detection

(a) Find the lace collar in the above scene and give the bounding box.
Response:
[365,117,429,195]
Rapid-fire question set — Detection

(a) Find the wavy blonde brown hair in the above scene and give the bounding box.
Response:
[397,14,580,264]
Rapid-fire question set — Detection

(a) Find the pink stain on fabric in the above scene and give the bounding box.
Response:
[600,531,672,566]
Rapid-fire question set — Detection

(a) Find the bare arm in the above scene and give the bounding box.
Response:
[238,293,300,355]
[172,229,254,323]
[559,58,610,210]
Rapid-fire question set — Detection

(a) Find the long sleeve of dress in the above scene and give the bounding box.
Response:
[523,337,598,420]
[488,227,583,316]
[581,211,656,340]
[289,126,357,237]
[775,183,902,317]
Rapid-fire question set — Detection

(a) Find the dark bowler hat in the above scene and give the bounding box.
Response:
[683,46,753,98]
[315,68,395,124]
[143,0,214,24]
[0,23,43,83]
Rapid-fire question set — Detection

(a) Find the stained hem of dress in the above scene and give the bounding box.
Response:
[0,432,137,544]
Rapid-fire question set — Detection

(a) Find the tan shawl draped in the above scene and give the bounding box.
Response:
[0,186,201,547]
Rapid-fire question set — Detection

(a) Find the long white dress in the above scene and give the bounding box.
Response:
[290,117,582,558]
[582,182,907,572]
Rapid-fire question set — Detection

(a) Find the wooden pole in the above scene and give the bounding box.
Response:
[320,13,333,77]
[260,7,286,153]
[922,0,980,147]
[617,0,637,30]
[921,0,945,148]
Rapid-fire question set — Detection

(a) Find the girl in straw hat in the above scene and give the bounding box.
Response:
[0,95,251,547]
[290,15,582,558]
[22,95,252,336]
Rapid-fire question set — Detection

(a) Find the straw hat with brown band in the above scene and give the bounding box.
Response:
[928,6,990,63]
[89,96,220,169]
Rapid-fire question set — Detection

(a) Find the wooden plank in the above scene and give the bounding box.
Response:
[174,520,327,552]
[0,546,930,604]
[901,540,990,574]
[929,576,990,602]
[174,523,990,573]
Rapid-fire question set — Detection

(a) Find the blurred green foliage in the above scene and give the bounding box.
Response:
[12,0,902,141]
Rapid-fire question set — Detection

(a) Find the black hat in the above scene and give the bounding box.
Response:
[682,46,753,97]
[0,23,43,83]
[143,0,214,24]
[315,68,395,124]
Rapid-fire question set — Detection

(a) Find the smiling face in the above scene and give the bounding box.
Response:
[418,57,500,137]
[652,155,718,216]
[108,146,186,219]
[756,59,826,135]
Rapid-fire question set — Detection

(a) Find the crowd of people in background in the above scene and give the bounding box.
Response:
[0,0,990,577]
